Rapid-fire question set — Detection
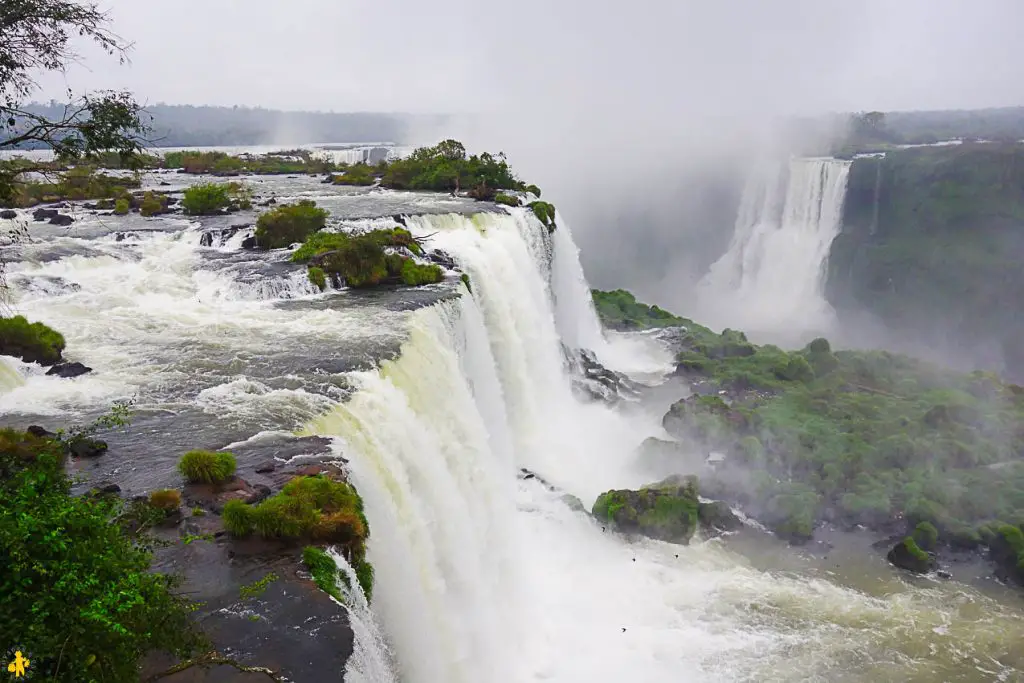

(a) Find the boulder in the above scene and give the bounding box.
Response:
[68,437,108,458]
[663,393,746,442]
[32,208,59,222]
[89,481,122,496]
[240,236,257,250]
[48,213,74,226]
[0,209,17,219]
[45,361,92,378]
[427,249,458,270]
[698,500,743,535]
[592,474,700,544]
[887,537,935,573]
[27,425,57,439]
[255,460,277,474]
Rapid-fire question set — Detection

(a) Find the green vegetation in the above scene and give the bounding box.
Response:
[461,272,472,293]
[148,488,182,511]
[593,475,700,544]
[0,428,203,681]
[254,200,329,249]
[524,184,541,197]
[380,139,525,194]
[163,149,335,175]
[221,475,373,598]
[177,450,237,485]
[603,289,1024,551]
[399,259,444,286]
[303,546,344,602]
[239,572,278,600]
[1,166,139,208]
[139,190,166,217]
[828,142,1024,375]
[113,197,130,215]
[290,227,440,288]
[0,315,65,365]
[307,266,327,291]
[591,289,687,331]
[331,162,376,186]
[494,192,521,207]
[182,182,230,215]
[528,201,557,232]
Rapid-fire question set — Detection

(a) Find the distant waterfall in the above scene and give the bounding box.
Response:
[697,157,851,342]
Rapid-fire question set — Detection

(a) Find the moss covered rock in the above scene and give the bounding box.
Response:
[0,315,65,365]
[592,475,700,544]
[698,500,742,536]
[887,536,935,573]
[662,394,746,443]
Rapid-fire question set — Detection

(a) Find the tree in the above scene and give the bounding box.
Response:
[0,1,150,202]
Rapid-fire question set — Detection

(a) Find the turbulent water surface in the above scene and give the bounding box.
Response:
[2,170,1023,682]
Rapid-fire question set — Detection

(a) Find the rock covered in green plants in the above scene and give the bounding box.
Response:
[113,198,130,215]
[989,524,1024,584]
[0,315,65,365]
[255,200,328,248]
[291,226,440,288]
[139,191,167,217]
[528,200,557,232]
[494,192,521,207]
[592,474,700,544]
[181,182,232,215]
[662,394,747,444]
[307,266,327,291]
[591,289,687,330]
[887,537,935,573]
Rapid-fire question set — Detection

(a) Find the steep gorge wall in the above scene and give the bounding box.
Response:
[826,143,1024,375]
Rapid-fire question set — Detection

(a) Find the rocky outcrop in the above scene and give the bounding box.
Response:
[887,537,935,574]
[46,361,92,378]
[566,347,643,404]
[0,209,17,219]
[698,500,742,536]
[592,474,700,544]
[48,213,74,226]
[32,207,59,221]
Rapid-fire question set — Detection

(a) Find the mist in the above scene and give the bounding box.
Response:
[29,0,1024,321]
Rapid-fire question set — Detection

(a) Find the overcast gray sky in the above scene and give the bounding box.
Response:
[33,0,1024,115]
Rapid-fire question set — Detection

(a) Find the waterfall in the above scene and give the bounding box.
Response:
[697,157,851,342]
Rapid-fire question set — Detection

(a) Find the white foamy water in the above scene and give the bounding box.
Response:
[698,157,851,343]
[3,193,1023,682]
[304,210,1024,682]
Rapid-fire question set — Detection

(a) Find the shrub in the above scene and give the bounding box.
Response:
[113,197,130,215]
[525,184,541,197]
[494,192,521,207]
[308,266,327,291]
[461,272,472,293]
[182,182,231,215]
[149,488,182,510]
[139,191,165,217]
[0,429,204,680]
[400,259,444,286]
[332,163,375,186]
[528,200,557,232]
[177,449,236,484]
[0,315,65,365]
[255,200,328,249]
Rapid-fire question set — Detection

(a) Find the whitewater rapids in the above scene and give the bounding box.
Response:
[2,188,1023,682]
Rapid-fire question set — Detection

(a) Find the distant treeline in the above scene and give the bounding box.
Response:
[10,103,450,148]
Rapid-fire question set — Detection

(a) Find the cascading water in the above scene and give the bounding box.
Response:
[697,157,851,342]
[5,180,1024,682]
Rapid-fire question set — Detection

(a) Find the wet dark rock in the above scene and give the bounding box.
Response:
[427,249,457,270]
[45,361,92,378]
[255,460,277,474]
[518,467,557,491]
[241,236,257,249]
[89,481,122,496]
[698,500,743,536]
[393,214,407,226]
[0,209,16,219]
[887,537,936,573]
[32,208,59,221]
[48,213,74,226]
[69,437,108,458]
[258,198,277,207]
[27,425,56,439]
[159,181,171,186]
[937,569,952,579]
[568,347,643,405]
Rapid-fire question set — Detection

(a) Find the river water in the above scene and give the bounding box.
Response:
[2,171,1022,682]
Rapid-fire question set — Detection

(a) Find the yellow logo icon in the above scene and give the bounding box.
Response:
[7,651,29,678]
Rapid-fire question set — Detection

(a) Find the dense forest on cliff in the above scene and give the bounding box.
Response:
[827,141,1024,376]
[11,103,450,147]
